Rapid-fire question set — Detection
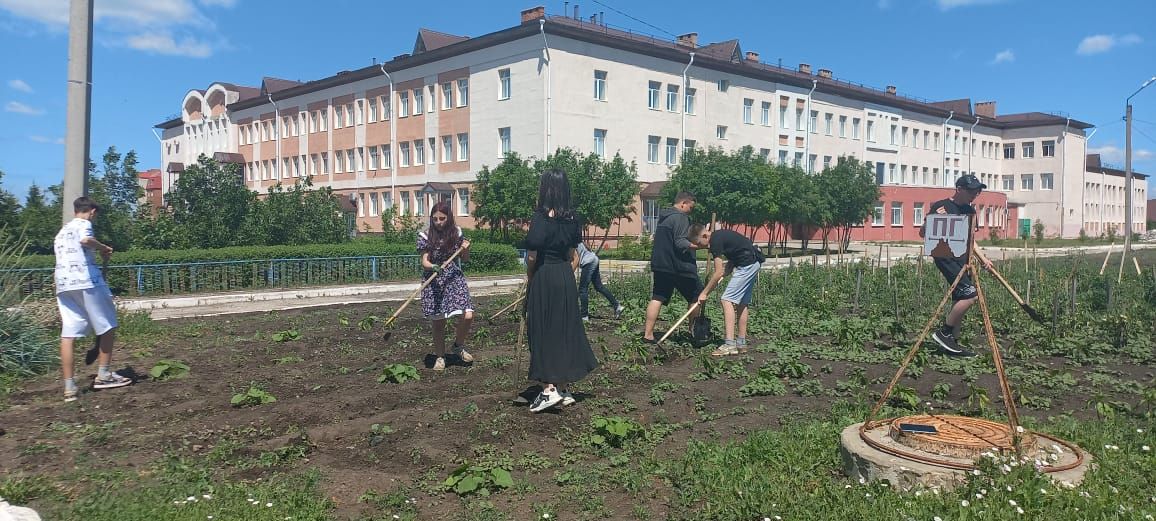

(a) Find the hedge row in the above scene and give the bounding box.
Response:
[16,240,520,273]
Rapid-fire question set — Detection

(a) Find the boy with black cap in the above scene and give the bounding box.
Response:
[921,174,994,357]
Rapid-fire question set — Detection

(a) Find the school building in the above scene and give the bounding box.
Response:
[155,5,1148,240]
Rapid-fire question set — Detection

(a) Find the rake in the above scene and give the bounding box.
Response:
[381,244,467,341]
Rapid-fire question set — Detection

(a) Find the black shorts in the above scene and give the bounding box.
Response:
[651,272,703,305]
[934,258,977,302]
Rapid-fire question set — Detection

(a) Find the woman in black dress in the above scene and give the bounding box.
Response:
[524,169,598,413]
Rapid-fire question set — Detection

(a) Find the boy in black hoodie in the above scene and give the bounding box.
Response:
[642,192,704,343]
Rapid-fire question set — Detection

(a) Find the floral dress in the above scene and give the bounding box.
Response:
[417,226,473,320]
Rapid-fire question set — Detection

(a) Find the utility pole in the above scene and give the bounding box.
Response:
[62,0,94,223]
[1120,76,1155,281]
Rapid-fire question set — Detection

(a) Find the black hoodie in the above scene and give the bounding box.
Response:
[650,207,697,277]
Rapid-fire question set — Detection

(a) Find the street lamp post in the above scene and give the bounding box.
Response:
[1119,75,1156,281]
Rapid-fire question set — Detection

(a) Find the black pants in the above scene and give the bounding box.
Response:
[578,263,619,317]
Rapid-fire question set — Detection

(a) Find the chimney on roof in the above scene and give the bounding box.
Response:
[745,51,760,62]
[521,6,545,23]
[975,101,997,118]
[886,85,897,95]
[818,68,832,79]
[590,14,597,23]
[573,3,579,19]
[798,63,811,74]
[599,11,604,25]
[677,32,698,48]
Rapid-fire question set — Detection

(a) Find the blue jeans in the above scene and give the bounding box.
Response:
[578,263,619,318]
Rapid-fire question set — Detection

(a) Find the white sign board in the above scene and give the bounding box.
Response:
[923,215,971,258]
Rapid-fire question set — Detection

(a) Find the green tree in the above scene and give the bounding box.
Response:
[534,148,641,250]
[243,177,348,246]
[165,155,256,249]
[19,184,58,254]
[0,170,22,244]
[661,146,776,234]
[774,165,822,252]
[815,157,879,252]
[472,152,538,240]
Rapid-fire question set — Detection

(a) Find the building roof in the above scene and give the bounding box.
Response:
[421,182,456,192]
[1086,154,1148,179]
[640,181,667,198]
[166,162,184,173]
[414,28,469,54]
[261,77,303,95]
[190,10,1095,131]
[213,152,246,164]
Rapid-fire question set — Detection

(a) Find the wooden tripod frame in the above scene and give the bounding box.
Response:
[864,215,1022,442]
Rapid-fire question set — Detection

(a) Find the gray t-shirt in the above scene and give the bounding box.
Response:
[576,242,598,267]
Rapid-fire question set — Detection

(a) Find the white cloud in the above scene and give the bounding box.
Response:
[1076,33,1143,55]
[937,0,1006,10]
[0,0,230,57]
[1088,145,1154,164]
[29,135,64,145]
[8,79,32,93]
[990,49,1015,64]
[126,31,213,58]
[4,101,43,115]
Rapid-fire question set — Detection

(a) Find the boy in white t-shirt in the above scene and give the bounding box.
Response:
[55,197,131,402]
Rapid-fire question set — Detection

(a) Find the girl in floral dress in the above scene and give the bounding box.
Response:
[417,201,474,371]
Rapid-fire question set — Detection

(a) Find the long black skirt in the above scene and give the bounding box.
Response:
[527,261,598,384]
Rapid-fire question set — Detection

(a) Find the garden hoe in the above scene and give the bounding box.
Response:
[488,285,526,323]
[381,244,467,341]
[982,261,1045,323]
[657,301,702,345]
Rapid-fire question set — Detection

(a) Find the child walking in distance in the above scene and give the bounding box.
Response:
[524,169,598,413]
[418,201,474,371]
[576,241,624,322]
[55,197,131,402]
[921,174,994,358]
[689,225,764,356]
[642,191,704,343]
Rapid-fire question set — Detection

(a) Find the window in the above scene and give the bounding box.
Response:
[796,109,805,131]
[934,132,940,150]
[867,120,876,142]
[648,81,661,109]
[369,191,379,217]
[901,126,908,146]
[499,127,511,154]
[852,118,861,139]
[824,113,833,135]
[292,156,300,177]
[780,106,788,128]
[647,135,660,163]
[761,102,771,126]
[381,144,391,169]
[823,155,832,170]
[369,146,379,170]
[310,154,318,176]
[347,150,355,172]
[778,150,788,164]
[399,91,410,117]
[889,124,897,145]
[888,163,897,184]
[839,116,847,137]
[743,99,753,124]
[684,88,696,114]
[922,130,928,149]
[442,82,453,109]
[1042,140,1055,157]
[368,97,378,122]
[717,79,729,92]
[358,193,365,217]
[290,115,298,136]
[382,192,392,211]
[716,125,727,140]
[1022,142,1034,158]
[412,89,424,116]
[666,85,678,111]
[810,111,818,133]
[1040,172,1054,190]
[760,148,771,161]
[400,191,411,215]
[335,150,346,173]
[400,142,410,167]
[457,133,469,161]
[872,204,884,226]
[794,151,803,167]
[666,138,678,164]
[442,136,453,163]
[355,100,364,125]
[414,139,424,165]
[593,129,607,156]
[900,165,907,184]
[457,188,469,216]
[1021,174,1034,190]
[1003,143,1015,159]
[808,154,816,173]
[415,193,426,216]
[891,202,902,226]
[427,138,437,164]
[320,153,329,174]
[498,69,511,100]
[457,79,469,107]
[593,70,607,101]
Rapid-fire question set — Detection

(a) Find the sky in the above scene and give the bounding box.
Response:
[1,0,1155,202]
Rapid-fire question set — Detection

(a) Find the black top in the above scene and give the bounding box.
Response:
[525,210,582,264]
[650,207,697,277]
[928,198,976,217]
[708,229,758,267]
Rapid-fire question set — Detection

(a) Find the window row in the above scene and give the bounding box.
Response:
[645,80,697,114]
[1002,140,1056,159]
[871,202,1008,228]
[356,188,471,219]
[241,135,470,181]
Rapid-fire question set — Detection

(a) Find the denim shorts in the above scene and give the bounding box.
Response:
[721,262,759,305]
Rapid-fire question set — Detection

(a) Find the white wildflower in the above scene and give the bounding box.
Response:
[203,495,212,500]
[1015,426,1025,433]
[961,500,970,507]
[1009,500,1018,506]
[266,502,274,507]
[543,515,551,519]
[935,517,943,521]
[1143,445,1150,452]
[1016,506,1024,514]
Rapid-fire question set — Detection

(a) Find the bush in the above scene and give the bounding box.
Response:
[1032,219,1045,244]
[599,235,653,260]
[0,309,57,377]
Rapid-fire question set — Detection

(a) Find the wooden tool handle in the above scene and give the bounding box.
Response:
[658,302,701,345]
[384,244,467,327]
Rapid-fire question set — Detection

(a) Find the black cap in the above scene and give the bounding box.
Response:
[955,174,986,190]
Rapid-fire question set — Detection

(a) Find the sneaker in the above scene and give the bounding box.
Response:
[453,344,474,363]
[582,316,590,323]
[932,330,976,358]
[64,388,78,403]
[711,344,740,357]
[641,335,657,345]
[432,356,446,371]
[614,305,625,319]
[93,372,132,390]
[529,388,563,413]
[513,385,543,405]
[560,391,576,406]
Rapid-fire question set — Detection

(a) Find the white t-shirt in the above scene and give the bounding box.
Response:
[54,218,105,293]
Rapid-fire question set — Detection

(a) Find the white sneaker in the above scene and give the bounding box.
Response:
[561,391,576,406]
[711,344,740,357]
[93,372,132,389]
[433,356,446,371]
[614,305,625,319]
[529,388,563,413]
